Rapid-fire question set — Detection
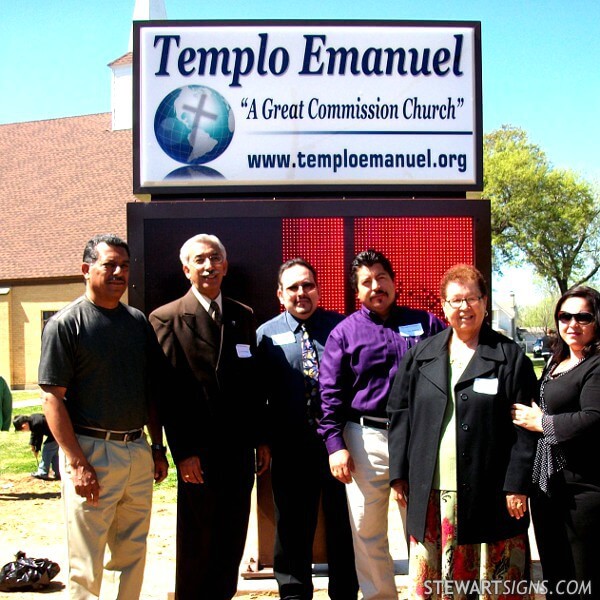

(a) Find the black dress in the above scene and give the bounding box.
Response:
[531,354,600,599]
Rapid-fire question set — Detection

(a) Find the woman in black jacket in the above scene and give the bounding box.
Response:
[513,285,600,598]
[388,264,537,598]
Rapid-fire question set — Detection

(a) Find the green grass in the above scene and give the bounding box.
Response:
[0,429,41,476]
[530,356,545,379]
[1,392,42,475]
[2,393,177,500]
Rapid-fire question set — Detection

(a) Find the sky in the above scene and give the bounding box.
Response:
[2,0,599,303]
[2,0,598,183]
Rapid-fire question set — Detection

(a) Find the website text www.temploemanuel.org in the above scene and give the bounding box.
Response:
[247,148,468,174]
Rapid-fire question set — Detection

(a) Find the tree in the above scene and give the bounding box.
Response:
[485,125,600,294]
[518,296,556,331]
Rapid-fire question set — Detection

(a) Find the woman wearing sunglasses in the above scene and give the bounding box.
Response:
[513,285,600,598]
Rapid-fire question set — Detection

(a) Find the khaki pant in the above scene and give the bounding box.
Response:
[60,435,153,599]
[344,421,406,600]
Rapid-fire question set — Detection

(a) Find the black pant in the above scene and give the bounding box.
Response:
[174,447,255,600]
[531,471,600,599]
[271,432,358,600]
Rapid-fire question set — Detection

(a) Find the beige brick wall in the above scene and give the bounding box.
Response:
[6,282,84,388]
[0,292,11,386]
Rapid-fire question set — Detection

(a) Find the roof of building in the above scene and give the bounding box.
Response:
[0,113,137,283]
[108,52,133,68]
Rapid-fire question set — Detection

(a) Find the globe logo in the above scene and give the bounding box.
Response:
[154,85,235,165]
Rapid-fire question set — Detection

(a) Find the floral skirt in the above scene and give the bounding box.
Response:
[409,490,531,600]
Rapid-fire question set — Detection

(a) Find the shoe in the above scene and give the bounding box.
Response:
[31,472,51,480]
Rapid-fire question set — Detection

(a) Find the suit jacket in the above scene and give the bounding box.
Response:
[256,308,344,446]
[388,325,538,544]
[149,288,264,463]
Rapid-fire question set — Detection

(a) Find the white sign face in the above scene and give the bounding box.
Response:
[134,21,482,194]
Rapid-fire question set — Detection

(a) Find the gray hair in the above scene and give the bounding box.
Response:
[179,234,227,266]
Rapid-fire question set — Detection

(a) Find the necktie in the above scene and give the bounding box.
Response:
[301,324,320,425]
[209,301,222,326]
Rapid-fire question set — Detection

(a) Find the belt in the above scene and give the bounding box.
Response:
[74,425,144,442]
[348,415,390,431]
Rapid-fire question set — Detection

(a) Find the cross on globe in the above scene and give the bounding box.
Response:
[154,85,235,165]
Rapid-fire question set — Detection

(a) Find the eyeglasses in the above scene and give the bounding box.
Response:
[444,296,483,309]
[557,311,594,325]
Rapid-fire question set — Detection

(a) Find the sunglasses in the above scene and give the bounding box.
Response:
[557,311,594,325]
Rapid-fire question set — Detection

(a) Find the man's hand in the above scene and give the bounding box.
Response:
[70,459,100,505]
[256,444,271,476]
[329,449,354,484]
[391,479,409,508]
[152,451,169,483]
[178,455,204,484]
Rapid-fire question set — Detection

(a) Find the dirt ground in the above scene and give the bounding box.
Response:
[0,474,542,599]
[0,474,362,600]
[0,474,178,599]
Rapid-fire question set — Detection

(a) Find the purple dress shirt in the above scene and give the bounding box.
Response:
[318,304,446,454]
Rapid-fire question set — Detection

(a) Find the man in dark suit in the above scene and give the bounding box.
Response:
[149,233,270,600]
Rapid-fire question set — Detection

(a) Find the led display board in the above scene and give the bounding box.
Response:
[134,21,482,196]
[127,198,489,324]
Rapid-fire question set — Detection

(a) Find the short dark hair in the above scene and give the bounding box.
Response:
[82,234,130,264]
[440,264,488,299]
[350,250,395,291]
[277,258,318,288]
[13,415,31,431]
[552,285,600,362]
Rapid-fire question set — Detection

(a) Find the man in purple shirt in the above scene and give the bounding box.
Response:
[318,249,446,600]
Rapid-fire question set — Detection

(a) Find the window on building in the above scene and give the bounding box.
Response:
[42,311,57,330]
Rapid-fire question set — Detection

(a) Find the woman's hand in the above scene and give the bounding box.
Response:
[511,401,543,432]
[506,493,528,520]
[391,479,409,508]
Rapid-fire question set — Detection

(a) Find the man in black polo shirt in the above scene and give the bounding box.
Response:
[38,233,168,599]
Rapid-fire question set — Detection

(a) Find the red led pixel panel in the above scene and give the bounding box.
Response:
[281,216,475,320]
[282,218,346,314]
[354,217,474,319]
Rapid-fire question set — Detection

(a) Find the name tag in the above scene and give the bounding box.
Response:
[272,331,296,346]
[399,323,424,337]
[473,378,499,395]
[236,344,252,358]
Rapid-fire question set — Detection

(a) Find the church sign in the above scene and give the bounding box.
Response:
[133,20,482,195]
